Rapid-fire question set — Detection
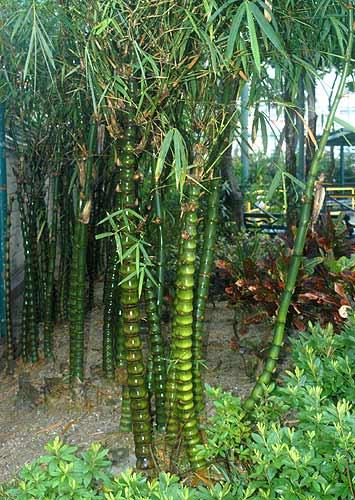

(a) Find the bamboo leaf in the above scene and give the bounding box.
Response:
[118,270,137,287]
[245,2,261,74]
[266,168,282,202]
[173,129,188,192]
[138,266,145,298]
[136,244,140,277]
[95,232,114,240]
[249,2,285,54]
[283,171,306,190]
[145,268,158,288]
[334,116,355,133]
[226,3,246,60]
[115,233,123,261]
[155,129,175,181]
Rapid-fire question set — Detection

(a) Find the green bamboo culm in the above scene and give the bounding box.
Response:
[153,179,165,316]
[119,119,153,470]
[102,252,119,378]
[58,169,72,320]
[69,121,96,383]
[243,6,354,411]
[17,185,38,363]
[193,177,220,413]
[5,197,14,371]
[43,173,59,359]
[25,183,43,323]
[119,385,133,432]
[145,278,166,430]
[167,180,205,470]
[165,296,178,444]
[114,300,125,369]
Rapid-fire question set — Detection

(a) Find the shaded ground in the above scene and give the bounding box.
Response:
[0,294,273,482]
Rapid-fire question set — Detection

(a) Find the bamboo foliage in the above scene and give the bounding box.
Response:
[0,0,353,475]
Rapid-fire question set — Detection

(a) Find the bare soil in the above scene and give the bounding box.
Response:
[0,292,273,483]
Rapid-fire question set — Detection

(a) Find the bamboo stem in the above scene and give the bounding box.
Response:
[243,7,354,411]
[5,197,14,371]
[167,180,205,470]
[193,177,220,413]
[102,253,119,378]
[69,121,96,383]
[145,277,166,430]
[119,118,153,470]
[43,173,59,359]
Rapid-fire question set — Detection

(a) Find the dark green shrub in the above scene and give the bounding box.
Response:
[197,315,355,499]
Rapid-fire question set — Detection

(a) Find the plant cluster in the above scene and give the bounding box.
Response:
[0,438,239,499]
[0,0,354,472]
[196,315,355,499]
[2,316,354,499]
[222,215,355,330]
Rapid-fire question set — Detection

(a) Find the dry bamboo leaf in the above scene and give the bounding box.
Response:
[187,54,200,70]
[61,419,80,435]
[78,160,86,188]
[238,70,249,81]
[264,0,272,22]
[307,127,318,147]
[80,200,92,224]
[311,173,326,231]
[35,421,63,435]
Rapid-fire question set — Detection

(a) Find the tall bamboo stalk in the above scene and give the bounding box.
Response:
[69,121,96,383]
[119,117,153,470]
[17,183,38,363]
[153,180,165,316]
[43,173,59,359]
[166,178,205,470]
[58,167,73,320]
[243,8,354,411]
[102,252,119,378]
[193,177,220,413]
[5,197,14,370]
[145,277,166,430]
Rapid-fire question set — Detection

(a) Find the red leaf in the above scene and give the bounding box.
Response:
[293,317,306,331]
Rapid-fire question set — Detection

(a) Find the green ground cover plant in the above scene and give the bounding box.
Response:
[197,315,355,499]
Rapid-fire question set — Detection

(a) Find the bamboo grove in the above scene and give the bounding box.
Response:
[0,0,353,472]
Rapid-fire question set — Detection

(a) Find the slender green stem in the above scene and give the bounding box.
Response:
[120,118,153,470]
[102,253,119,378]
[153,180,165,316]
[167,180,205,470]
[145,278,166,430]
[43,173,59,359]
[69,121,96,383]
[243,8,354,411]
[17,184,38,363]
[5,197,14,370]
[193,177,220,412]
